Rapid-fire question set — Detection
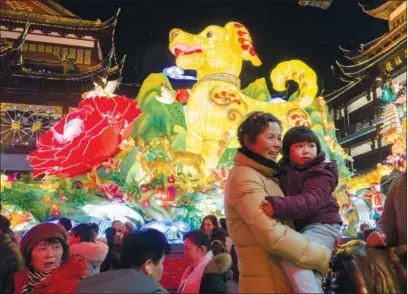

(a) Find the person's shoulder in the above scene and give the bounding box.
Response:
[204,253,232,274]
[309,158,338,176]
[229,165,262,180]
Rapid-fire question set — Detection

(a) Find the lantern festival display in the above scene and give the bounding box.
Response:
[3,21,403,238]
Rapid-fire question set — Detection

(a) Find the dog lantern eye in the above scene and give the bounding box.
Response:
[206,31,214,38]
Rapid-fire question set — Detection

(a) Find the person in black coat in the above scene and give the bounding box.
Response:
[199,251,231,294]
[0,215,24,293]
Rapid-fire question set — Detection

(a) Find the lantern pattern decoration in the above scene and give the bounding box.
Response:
[28,96,143,178]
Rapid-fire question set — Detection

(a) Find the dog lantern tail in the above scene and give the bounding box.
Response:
[270,60,318,108]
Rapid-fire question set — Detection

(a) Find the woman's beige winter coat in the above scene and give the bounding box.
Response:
[224,152,332,293]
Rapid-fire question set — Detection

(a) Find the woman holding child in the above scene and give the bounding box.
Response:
[224,111,341,293]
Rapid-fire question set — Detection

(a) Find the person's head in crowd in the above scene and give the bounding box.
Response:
[122,221,135,235]
[112,220,122,231]
[0,214,11,236]
[89,223,100,238]
[120,229,170,281]
[183,230,211,264]
[104,227,115,248]
[20,223,69,272]
[219,218,228,233]
[281,126,321,165]
[200,215,218,235]
[57,217,72,232]
[211,227,228,246]
[237,111,282,162]
[69,224,95,245]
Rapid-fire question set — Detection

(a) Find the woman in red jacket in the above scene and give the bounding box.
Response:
[14,223,87,294]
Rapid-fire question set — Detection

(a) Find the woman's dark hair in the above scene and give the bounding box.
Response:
[219,218,228,233]
[211,228,228,246]
[71,224,96,243]
[200,215,219,232]
[58,217,72,232]
[105,227,115,248]
[237,111,282,148]
[25,237,69,269]
[120,229,170,268]
[89,223,100,235]
[183,229,211,251]
[282,126,321,158]
[0,214,11,235]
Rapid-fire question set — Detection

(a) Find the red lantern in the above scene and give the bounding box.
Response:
[168,175,175,184]
[59,194,67,201]
[166,186,176,201]
[175,89,190,104]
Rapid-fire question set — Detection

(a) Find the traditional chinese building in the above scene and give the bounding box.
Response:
[325,0,406,174]
[298,0,333,9]
[0,0,125,171]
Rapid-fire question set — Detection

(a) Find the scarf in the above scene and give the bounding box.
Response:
[238,147,280,176]
[178,250,214,294]
[21,263,61,294]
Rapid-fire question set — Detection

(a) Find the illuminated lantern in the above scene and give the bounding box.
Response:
[169,21,319,173]
[0,174,12,192]
[41,195,52,204]
[28,96,143,178]
[51,202,61,217]
[168,175,175,184]
[141,200,150,209]
[166,186,176,202]
[99,183,123,201]
[122,193,132,202]
[175,89,190,104]
[155,186,166,200]
[140,184,151,193]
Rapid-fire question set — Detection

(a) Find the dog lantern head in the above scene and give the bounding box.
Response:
[169,22,261,80]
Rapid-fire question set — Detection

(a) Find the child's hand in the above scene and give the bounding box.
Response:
[261,200,274,217]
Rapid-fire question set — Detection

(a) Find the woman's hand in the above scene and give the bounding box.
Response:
[261,200,274,217]
[366,231,387,247]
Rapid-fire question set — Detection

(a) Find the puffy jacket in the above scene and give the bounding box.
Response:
[70,241,108,277]
[224,151,331,293]
[0,233,24,293]
[267,151,342,230]
[14,255,87,293]
[200,253,232,294]
[376,173,407,246]
[76,269,167,293]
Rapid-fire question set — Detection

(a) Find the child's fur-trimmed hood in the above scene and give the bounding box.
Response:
[204,253,232,274]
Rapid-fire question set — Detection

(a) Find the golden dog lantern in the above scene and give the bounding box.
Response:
[169,22,318,173]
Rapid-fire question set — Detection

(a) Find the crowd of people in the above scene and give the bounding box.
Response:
[0,111,405,294]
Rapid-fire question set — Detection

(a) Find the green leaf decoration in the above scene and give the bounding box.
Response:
[241,78,270,101]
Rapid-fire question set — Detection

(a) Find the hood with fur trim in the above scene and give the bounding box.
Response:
[70,241,108,264]
[204,253,232,274]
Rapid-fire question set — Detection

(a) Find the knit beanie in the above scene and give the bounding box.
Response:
[20,223,69,257]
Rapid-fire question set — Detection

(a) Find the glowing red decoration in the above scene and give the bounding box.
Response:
[175,89,190,104]
[28,96,143,177]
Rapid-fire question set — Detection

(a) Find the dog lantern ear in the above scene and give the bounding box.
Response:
[225,22,262,67]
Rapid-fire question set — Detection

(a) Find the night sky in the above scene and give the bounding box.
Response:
[58,0,389,93]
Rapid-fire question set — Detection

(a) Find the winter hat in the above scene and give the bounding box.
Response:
[20,223,69,256]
